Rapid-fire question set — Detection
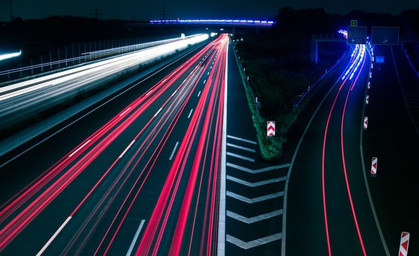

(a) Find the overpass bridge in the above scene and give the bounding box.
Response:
[148,19,275,37]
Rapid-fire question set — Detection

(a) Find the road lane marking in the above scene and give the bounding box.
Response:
[227,175,286,187]
[227,152,254,162]
[227,191,284,204]
[227,209,283,224]
[227,143,255,153]
[218,39,228,256]
[0,45,199,168]
[69,139,91,157]
[187,109,194,119]
[119,140,136,159]
[126,219,145,256]
[153,107,162,117]
[169,141,179,160]
[227,135,257,145]
[171,90,177,97]
[203,79,206,84]
[281,55,353,256]
[36,216,72,256]
[359,58,390,255]
[226,162,290,174]
[145,89,153,96]
[197,91,201,97]
[226,233,282,249]
[119,107,131,117]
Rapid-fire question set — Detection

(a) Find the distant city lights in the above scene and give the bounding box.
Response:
[150,19,275,26]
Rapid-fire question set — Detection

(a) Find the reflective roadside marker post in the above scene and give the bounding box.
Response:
[371,157,377,175]
[267,121,275,137]
[363,116,368,129]
[366,95,369,104]
[399,231,410,256]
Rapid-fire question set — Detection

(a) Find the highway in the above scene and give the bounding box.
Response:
[0,34,209,131]
[0,34,228,255]
[286,44,388,255]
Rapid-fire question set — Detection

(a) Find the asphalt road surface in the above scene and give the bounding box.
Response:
[0,34,228,255]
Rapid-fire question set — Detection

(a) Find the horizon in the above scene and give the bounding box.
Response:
[0,0,417,22]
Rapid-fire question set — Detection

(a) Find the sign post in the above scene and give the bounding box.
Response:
[399,231,410,256]
[371,157,378,175]
[267,121,275,137]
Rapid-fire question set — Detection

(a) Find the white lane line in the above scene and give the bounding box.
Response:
[187,109,194,119]
[203,79,206,84]
[119,140,136,159]
[182,78,187,84]
[69,139,91,157]
[227,135,257,145]
[227,143,255,153]
[227,209,283,224]
[226,191,284,204]
[197,91,201,97]
[119,107,131,117]
[226,162,290,174]
[0,45,199,167]
[218,40,228,256]
[126,219,145,256]
[153,107,162,117]
[145,89,153,96]
[36,216,72,256]
[227,152,254,162]
[226,233,282,250]
[169,141,179,161]
[360,56,390,256]
[281,57,354,256]
[171,90,178,97]
[227,175,286,187]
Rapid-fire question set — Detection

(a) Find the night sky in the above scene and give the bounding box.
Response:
[0,0,416,21]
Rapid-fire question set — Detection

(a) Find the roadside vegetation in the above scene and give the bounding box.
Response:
[234,7,347,161]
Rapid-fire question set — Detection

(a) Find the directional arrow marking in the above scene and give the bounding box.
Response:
[227,209,283,224]
[226,233,282,249]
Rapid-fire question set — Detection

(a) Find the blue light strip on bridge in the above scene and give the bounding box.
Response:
[150,19,275,26]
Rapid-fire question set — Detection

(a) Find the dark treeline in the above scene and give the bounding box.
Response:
[235,7,419,159]
[238,7,419,119]
[0,16,188,68]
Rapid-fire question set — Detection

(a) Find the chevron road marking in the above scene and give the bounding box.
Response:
[227,152,255,162]
[227,135,257,145]
[226,233,282,249]
[227,143,256,153]
[227,191,284,204]
[226,175,286,187]
[227,162,290,174]
[227,210,283,224]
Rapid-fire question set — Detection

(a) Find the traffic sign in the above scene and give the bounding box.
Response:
[372,26,399,45]
[348,26,367,44]
[267,121,275,137]
[399,231,410,256]
[376,56,385,63]
[363,116,368,129]
[371,157,377,175]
